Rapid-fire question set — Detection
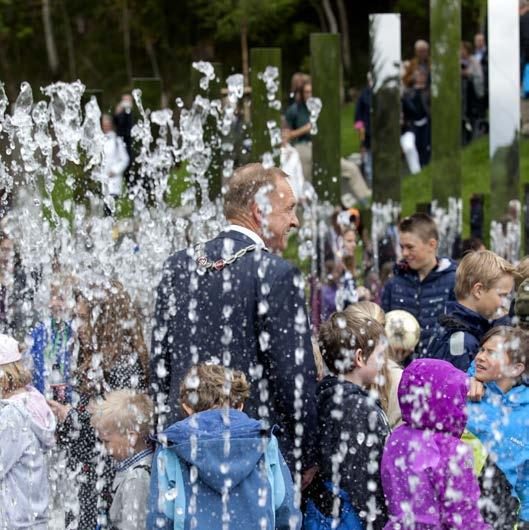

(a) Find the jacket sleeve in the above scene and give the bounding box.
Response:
[150,261,174,400]
[115,472,150,529]
[110,137,130,176]
[450,332,479,373]
[0,406,31,479]
[340,401,388,529]
[516,459,529,522]
[381,281,392,313]
[264,265,318,470]
[434,442,491,529]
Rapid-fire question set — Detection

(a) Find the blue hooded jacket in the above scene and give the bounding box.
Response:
[467,381,529,522]
[148,409,301,530]
[381,257,456,355]
[425,301,492,372]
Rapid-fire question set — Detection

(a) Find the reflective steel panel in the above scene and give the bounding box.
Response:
[488,0,520,223]
[430,0,462,205]
[370,13,402,202]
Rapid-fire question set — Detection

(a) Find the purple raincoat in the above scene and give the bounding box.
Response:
[381,359,491,529]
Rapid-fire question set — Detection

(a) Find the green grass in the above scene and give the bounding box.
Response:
[401,136,529,238]
[341,102,361,157]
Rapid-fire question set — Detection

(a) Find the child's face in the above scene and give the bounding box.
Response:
[475,335,521,383]
[360,339,386,386]
[342,230,356,256]
[99,430,135,461]
[475,274,513,320]
[399,232,436,271]
[49,286,67,320]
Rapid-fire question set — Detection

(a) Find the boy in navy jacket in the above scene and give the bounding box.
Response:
[427,250,514,371]
[381,213,456,355]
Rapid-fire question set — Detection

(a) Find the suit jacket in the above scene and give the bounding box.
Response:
[150,229,318,469]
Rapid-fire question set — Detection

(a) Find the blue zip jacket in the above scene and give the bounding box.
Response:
[381,257,456,355]
[425,301,491,372]
[467,381,529,522]
[29,319,73,396]
[147,409,301,530]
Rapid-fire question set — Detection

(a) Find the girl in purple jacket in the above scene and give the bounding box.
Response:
[381,359,490,529]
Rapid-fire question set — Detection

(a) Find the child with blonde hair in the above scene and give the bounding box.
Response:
[0,333,56,529]
[428,250,515,371]
[90,390,154,530]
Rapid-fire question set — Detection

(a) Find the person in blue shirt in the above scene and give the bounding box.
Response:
[29,278,73,401]
[466,325,529,529]
[148,363,301,530]
[427,250,514,372]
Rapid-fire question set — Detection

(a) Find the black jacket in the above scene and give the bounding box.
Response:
[316,376,390,530]
[150,228,318,470]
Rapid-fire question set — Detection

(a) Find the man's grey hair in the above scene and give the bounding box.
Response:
[223,163,287,220]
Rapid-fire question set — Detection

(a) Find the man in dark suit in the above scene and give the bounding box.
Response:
[150,163,318,480]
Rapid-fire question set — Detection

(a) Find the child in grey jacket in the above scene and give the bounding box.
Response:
[0,333,56,530]
[90,389,154,530]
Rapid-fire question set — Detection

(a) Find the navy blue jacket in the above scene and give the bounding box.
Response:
[150,229,318,470]
[426,301,508,372]
[381,257,456,354]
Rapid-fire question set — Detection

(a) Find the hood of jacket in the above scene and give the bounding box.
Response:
[1,386,56,449]
[159,408,266,493]
[398,359,468,437]
[316,374,373,405]
[439,301,491,336]
[393,256,457,282]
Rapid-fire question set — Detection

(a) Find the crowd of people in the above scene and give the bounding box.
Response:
[354,33,489,181]
[1,163,529,530]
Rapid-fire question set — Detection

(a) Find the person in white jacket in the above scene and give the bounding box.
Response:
[99,114,129,211]
[0,334,56,530]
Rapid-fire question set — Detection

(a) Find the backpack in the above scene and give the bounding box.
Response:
[304,479,364,530]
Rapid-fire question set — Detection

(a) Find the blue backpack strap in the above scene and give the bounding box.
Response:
[157,447,186,530]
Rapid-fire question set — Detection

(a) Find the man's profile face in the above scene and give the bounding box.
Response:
[303,83,312,102]
[474,34,485,50]
[263,178,299,252]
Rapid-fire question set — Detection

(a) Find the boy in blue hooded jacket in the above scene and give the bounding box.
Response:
[466,325,529,529]
[148,363,301,530]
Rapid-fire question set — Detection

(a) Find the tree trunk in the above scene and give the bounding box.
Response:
[60,0,76,80]
[145,38,161,79]
[0,40,16,99]
[241,15,249,88]
[321,0,338,34]
[122,0,133,83]
[310,0,328,31]
[41,0,59,75]
[336,0,352,75]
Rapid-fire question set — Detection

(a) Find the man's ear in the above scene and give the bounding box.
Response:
[250,200,262,226]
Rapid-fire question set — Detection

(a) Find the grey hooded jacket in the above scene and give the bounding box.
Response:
[0,389,56,529]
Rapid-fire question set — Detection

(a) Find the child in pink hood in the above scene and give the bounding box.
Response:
[0,333,56,530]
[381,359,490,529]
